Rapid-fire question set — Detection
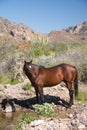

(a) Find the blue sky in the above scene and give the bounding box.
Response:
[0,0,87,33]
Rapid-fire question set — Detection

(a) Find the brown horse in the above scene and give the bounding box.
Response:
[23,60,78,107]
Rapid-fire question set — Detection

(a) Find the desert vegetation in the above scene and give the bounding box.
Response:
[15,113,37,130]
[0,37,87,84]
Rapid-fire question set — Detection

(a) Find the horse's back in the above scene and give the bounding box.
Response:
[42,63,77,78]
[58,63,76,72]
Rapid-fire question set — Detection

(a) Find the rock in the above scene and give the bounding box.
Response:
[78,124,86,130]
[68,112,77,119]
[2,105,15,113]
[30,120,45,127]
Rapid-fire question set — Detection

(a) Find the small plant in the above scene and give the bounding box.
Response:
[33,103,56,116]
[0,75,19,85]
[0,75,11,84]
[79,63,87,83]
[15,113,37,130]
[77,91,87,103]
[10,78,19,85]
[0,88,3,91]
[23,83,31,90]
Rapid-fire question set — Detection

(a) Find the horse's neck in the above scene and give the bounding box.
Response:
[31,66,44,80]
[28,66,39,81]
[32,67,39,78]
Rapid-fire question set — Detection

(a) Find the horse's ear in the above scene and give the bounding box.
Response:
[29,59,32,64]
[24,60,27,64]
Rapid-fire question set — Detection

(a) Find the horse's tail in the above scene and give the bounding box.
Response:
[74,69,78,99]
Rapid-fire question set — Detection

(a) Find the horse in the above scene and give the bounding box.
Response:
[23,60,78,108]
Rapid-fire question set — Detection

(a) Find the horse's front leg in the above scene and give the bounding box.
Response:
[38,86,44,104]
[34,87,39,103]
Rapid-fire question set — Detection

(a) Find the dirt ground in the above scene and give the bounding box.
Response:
[0,80,87,130]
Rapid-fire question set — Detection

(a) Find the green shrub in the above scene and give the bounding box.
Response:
[55,43,68,54]
[78,63,87,83]
[23,83,31,90]
[15,113,37,130]
[77,91,87,103]
[0,75,19,85]
[0,75,11,84]
[33,103,56,116]
[10,78,19,85]
[25,39,54,58]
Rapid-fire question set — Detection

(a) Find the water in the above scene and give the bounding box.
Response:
[0,110,27,130]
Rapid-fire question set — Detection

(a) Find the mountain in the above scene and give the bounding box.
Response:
[64,21,87,34]
[64,21,87,41]
[0,17,40,43]
[48,21,87,43]
[0,17,87,43]
[48,30,80,43]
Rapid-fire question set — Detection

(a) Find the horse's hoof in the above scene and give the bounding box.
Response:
[68,102,73,108]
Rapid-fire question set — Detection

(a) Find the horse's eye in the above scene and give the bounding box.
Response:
[29,65,32,69]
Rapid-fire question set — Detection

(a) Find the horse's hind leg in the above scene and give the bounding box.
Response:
[66,82,74,107]
[69,89,74,107]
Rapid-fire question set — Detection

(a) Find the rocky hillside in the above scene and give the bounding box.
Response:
[0,17,40,42]
[0,17,87,43]
[65,21,87,34]
[48,21,87,43]
[48,30,80,43]
[64,21,87,41]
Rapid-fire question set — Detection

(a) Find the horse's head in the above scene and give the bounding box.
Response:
[23,60,39,79]
[23,60,33,73]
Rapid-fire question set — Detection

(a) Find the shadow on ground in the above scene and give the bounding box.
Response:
[0,95,69,112]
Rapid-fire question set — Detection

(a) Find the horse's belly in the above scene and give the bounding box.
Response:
[44,79,61,87]
[45,72,63,87]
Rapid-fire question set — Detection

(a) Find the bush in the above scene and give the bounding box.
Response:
[77,91,87,103]
[0,74,19,85]
[26,42,52,58]
[78,63,87,83]
[22,83,31,90]
[0,75,10,84]
[51,43,68,54]
[15,113,37,130]
[33,103,56,116]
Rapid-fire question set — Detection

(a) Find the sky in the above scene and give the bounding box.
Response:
[0,0,87,33]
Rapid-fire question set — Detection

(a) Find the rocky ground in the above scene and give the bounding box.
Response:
[23,103,87,130]
[0,80,87,130]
